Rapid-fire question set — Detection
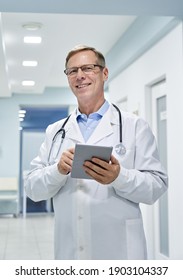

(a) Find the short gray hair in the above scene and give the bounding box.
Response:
[65,45,106,68]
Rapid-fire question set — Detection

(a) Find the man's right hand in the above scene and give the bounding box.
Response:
[57,147,75,175]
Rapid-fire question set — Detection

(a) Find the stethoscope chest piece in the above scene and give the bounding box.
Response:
[115,143,126,156]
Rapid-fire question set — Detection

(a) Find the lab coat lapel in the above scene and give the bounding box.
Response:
[87,106,115,145]
[63,105,118,144]
[65,111,84,143]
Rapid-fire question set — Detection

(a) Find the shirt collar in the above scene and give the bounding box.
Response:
[76,100,109,119]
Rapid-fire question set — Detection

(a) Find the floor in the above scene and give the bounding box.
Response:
[0,213,54,260]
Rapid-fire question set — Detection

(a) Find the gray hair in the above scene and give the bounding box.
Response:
[65,45,106,68]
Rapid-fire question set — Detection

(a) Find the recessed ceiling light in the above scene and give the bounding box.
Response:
[23,36,42,44]
[22,80,35,86]
[22,22,43,31]
[22,61,38,67]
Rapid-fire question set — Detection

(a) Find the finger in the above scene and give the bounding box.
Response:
[84,165,113,184]
[83,160,103,173]
[89,158,109,170]
[84,155,120,184]
[63,148,75,160]
[84,161,108,177]
[110,154,120,165]
[57,147,74,174]
[84,165,106,180]
[68,147,75,154]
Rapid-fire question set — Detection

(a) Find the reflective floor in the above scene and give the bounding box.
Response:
[0,214,54,259]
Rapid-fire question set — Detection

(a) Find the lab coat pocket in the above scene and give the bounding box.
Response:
[125,218,147,259]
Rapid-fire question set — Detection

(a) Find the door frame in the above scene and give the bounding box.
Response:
[151,80,169,260]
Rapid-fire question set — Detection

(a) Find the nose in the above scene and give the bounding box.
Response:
[76,68,86,79]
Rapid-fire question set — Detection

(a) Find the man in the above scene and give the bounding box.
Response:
[25,45,168,259]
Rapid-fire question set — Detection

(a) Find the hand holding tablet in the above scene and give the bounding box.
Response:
[71,144,113,179]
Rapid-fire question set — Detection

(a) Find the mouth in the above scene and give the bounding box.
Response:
[76,83,91,89]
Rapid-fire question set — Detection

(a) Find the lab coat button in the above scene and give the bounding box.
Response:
[76,179,85,189]
[78,215,83,220]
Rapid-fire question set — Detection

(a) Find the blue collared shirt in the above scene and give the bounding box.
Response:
[76,100,110,142]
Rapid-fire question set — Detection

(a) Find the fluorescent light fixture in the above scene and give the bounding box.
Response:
[22,60,38,67]
[24,36,42,44]
[19,109,26,114]
[19,113,25,118]
[22,80,35,86]
[19,118,24,122]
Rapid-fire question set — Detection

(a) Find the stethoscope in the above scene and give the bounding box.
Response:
[47,104,126,164]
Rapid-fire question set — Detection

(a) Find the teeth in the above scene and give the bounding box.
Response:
[77,84,88,88]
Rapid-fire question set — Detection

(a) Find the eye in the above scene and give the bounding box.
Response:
[68,68,78,75]
[82,65,94,72]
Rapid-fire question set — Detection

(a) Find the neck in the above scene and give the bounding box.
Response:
[78,98,105,115]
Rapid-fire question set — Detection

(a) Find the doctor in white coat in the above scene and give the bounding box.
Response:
[25,45,168,260]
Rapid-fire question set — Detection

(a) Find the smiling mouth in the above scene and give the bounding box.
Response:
[76,83,91,89]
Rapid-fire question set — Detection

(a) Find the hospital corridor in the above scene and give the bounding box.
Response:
[0,0,183,261]
[0,214,54,260]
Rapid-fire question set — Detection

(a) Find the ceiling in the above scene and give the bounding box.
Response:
[0,13,136,96]
[0,0,183,99]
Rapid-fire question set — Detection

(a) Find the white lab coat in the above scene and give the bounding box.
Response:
[25,104,168,260]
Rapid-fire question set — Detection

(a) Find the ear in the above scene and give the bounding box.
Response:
[103,67,108,82]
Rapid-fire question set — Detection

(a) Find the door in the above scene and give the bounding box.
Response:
[152,80,169,259]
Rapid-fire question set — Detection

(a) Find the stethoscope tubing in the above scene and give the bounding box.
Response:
[48,104,123,164]
[52,114,71,142]
[112,104,122,143]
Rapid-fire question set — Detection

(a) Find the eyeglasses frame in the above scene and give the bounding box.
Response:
[64,64,104,77]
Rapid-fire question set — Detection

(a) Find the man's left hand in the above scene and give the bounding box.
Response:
[83,155,120,184]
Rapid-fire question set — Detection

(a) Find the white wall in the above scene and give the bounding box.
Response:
[22,131,45,171]
[108,23,183,259]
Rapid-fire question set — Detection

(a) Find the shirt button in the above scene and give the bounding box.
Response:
[78,215,83,220]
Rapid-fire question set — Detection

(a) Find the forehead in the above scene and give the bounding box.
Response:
[67,50,97,67]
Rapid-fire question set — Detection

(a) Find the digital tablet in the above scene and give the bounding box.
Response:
[71,144,113,179]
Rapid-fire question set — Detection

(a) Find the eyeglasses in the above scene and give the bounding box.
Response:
[64,64,104,77]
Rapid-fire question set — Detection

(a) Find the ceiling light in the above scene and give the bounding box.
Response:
[19,113,25,118]
[22,22,43,31]
[19,118,24,122]
[22,80,35,86]
[22,61,38,67]
[19,109,26,114]
[24,36,42,44]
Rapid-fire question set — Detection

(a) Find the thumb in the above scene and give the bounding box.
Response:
[110,154,120,165]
